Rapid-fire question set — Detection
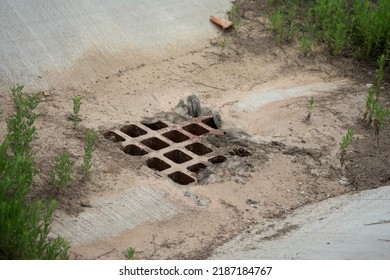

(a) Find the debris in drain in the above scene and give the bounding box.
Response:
[209,16,233,29]
[198,159,255,185]
[142,120,168,131]
[104,95,261,186]
[229,148,252,157]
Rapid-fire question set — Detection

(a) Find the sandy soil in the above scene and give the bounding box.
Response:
[1,0,388,260]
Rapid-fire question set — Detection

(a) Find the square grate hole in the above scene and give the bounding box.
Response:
[168,171,195,185]
[146,157,171,171]
[104,131,125,142]
[123,144,148,156]
[120,124,147,138]
[182,123,209,136]
[187,163,207,174]
[141,137,169,151]
[208,155,227,164]
[164,149,193,164]
[185,142,213,156]
[201,117,219,129]
[142,121,168,131]
[162,130,190,143]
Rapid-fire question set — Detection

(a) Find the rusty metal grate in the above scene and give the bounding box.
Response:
[104,116,227,185]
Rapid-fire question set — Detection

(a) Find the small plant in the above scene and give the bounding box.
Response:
[363,87,376,125]
[50,150,74,192]
[219,36,228,55]
[300,37,312,56]
[70,96,82,128]
[340,128,355,167]
[371,102,390,147]
[1,85,69,259]
[81,129,97,177]
[304,96,316,123]
[375,54,387,98]
[269,10,285,45]
[123,247,136,260]
[229,4,240,31]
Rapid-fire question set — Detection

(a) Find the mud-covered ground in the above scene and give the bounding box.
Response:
[0,0,389,259]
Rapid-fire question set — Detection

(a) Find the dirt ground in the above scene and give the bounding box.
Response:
[1,0,389,260]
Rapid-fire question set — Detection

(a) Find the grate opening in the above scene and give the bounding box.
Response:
[182,123,209,136]
[120,124,147,138]
[164,149,193,164]
[209,155,227,164]
[141,137,169,151]
[142,121,168,131]
[146,157,171,171]
[187,163,207,174]
[168,171,195,185]
[201,117,218,129]
[123,144,148,156]
[104,131,125,142]
[185,142,213,156]
[162,130,190,143]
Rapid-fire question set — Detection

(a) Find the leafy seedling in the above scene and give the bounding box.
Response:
[219,36,228,55]
[81,129,97,178]
[123,247,136,260]
[230,4,240,32]
[304,96,315,123]
[340,128,354,167]
[50,150,74,192]
[70,96,82,128]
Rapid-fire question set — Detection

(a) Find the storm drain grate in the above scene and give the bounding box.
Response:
[105,116,230,185]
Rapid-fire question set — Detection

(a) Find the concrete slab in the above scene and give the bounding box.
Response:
[51,186,177,245]
[211,186,390,260]
[0,0,231,90]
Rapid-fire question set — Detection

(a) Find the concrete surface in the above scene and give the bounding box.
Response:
[0,0,231,91]
[51,186,177,245]
[236,80,347,111]
[211,186,390,260]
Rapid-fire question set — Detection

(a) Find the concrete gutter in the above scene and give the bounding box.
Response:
[211,186,390,260]
[0,0,231,91]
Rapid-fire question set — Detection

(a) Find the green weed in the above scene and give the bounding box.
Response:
[267,0,390,60]
[123,247,136,260]
[70,96,82,128]
[50,150,74,192]
[340,128,355,166]
[230,4,240,31]
[304,96,315,122]
[299,37,312,56]
[0,86,69,259]
[81,129,97,177]
[372,102,390,147]
[219,36,228,55]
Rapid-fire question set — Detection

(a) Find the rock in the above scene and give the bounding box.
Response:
[187,95,201,117]
[338,176,350,186]
[310,169,320,176]
[212,111,223,128]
